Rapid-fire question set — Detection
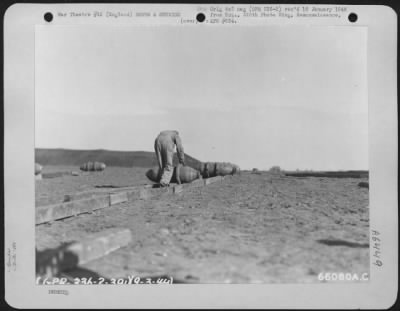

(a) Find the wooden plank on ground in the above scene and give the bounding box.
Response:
[173,185,184,194]
[95,184,140,189]
[36,196,110,225]
[139,186,170,200]
[40,176,231,224]
[204,176,223,185]
[67,228,132,264]
[148,187,171,198]
[139,188,150,200]
[64,191,95,202]
[110,192,128,205]
[36,172,232,226]
[36,228,132,278]
[42,171,71,179]
[183,179,204,189]
[39,174,231,225]
[125,188,142,201]
[64,186,142,202]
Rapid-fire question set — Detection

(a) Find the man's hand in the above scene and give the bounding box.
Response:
[179,160,185,166]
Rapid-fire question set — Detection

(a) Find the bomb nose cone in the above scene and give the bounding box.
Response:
[146,167,161,183]
[145,169,153,181]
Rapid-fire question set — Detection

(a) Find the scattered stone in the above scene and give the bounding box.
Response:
[154,251,167,257]
[160,228,170,235]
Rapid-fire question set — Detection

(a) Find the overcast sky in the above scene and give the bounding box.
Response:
[35,25,367,170]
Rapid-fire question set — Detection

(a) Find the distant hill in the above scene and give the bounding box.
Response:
[35,148,202,169]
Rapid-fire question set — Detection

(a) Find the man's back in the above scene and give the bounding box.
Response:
[157,130,179,141]
[155,130,184,163]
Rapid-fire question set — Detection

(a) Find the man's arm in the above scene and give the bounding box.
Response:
[174,134,185,165]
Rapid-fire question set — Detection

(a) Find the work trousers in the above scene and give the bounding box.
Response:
[154,138,175,185]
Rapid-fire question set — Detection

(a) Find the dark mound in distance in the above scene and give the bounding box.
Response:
[35,148,202,169]
[285,171,369,179]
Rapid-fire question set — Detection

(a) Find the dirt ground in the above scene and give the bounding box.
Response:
[36,166,369,283]
[36,166,149,206]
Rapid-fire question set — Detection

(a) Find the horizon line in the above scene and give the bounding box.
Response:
[35,147,368,172]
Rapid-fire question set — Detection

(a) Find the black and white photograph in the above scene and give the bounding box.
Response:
[34,14,370,284]
[4,3,397,309]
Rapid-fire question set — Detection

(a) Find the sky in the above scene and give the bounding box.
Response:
[35,25,368,170]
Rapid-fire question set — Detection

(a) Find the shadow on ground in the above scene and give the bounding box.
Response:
[317,239,369,248]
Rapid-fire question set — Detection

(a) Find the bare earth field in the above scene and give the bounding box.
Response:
[36,166,369,283]
[36,166,149,206]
